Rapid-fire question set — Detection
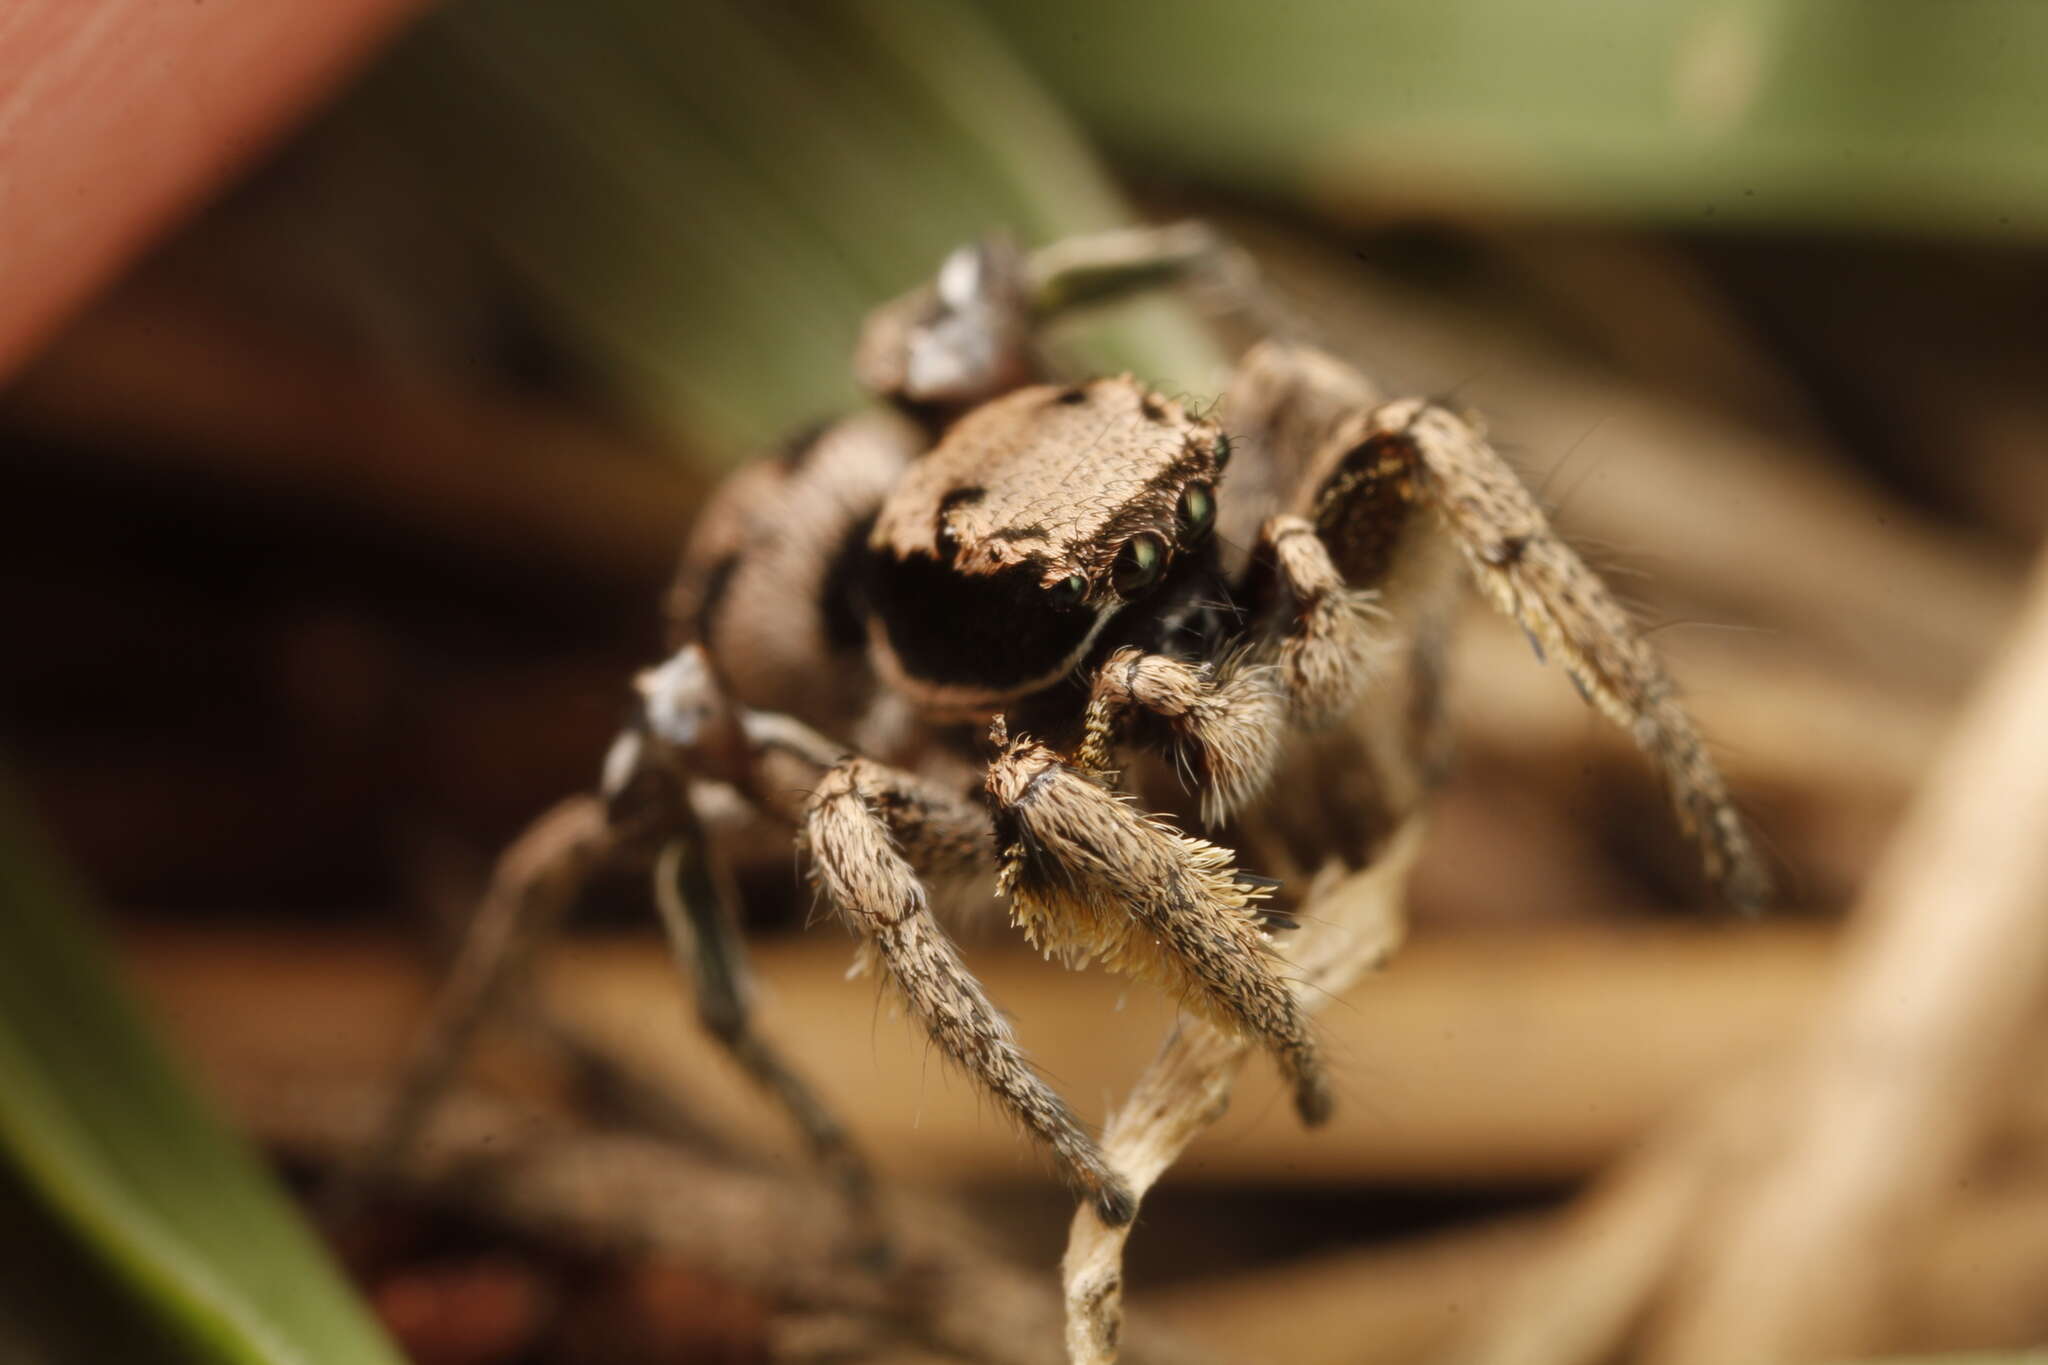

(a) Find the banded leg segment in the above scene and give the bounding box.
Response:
[618,654,891,1222]
[1080,648,1286,825]
[1249,513,1391,729]
[987,730,1331,1125]
[1307,397,1769,908]
[652,818,876,1239]
[803,757,1136,1224]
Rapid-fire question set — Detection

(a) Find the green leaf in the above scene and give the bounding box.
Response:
[0,784,403,1365]
[346,0,1221,456]
[973,0,2048,239]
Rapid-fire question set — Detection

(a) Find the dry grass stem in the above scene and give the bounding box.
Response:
[1138,1126,2048,1365]
[1450,551,2048,1365]
[126,922,1835,1189]
[1447,1078,1764,1365]
[333,795,613,1213]
[261,1077,1219,1365]
[1651,549,2048,1363]
[1061,818,1426,1363]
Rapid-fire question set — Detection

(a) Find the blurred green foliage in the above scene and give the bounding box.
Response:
[976,0,2048,239]
[0,785,404,1364]
[332,0,2048,458]
[351,0,1219,454]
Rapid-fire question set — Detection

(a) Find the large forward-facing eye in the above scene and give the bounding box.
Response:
[1177,482,1215,541]
[1112,534,1167,596]
[1046,573,1088,611]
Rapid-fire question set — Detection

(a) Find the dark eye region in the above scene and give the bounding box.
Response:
[1177,482,1215,541]
[1112,534,1166,595]
[868,552,1098,691]
[1047,574,1088,611]
[1094,482,1213,601]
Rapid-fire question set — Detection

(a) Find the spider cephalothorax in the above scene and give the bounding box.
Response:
[863,378,1232,718]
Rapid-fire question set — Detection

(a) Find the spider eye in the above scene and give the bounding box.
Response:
[1212,433,1233,471]
[1111,534,1167,596]
[1046,573,1088,611]
[935,519,960,561]
[1177,482,1215,541]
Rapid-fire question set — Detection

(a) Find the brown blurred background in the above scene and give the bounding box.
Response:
[4,3,2047,1363]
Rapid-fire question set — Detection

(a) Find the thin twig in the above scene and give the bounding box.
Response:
[329,795,613,1215]
[1450,549,2048,1365]
[1062,818,1426,1364]
[1652,548,2048,1364]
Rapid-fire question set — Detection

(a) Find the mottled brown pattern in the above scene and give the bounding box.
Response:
[1305,429,1420,588]
[1212,340,1381,576]
[871,377,1226,596]
[667,409,921,737]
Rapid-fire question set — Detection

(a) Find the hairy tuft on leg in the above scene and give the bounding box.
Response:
[987,731,1330,1125]
[804,758,1136,1223]
[1081,648,1287,825]
[1253,513,1392,728]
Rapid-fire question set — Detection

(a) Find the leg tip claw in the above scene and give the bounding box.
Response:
[1294,1074,1336,1127]
[1092,1175,1139,1226]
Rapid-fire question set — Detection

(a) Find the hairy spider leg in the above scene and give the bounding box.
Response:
[1300,395,1770,909]
[802,755,1138,1225]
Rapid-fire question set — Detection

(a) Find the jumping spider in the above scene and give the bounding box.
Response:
[381,223,1765,1234]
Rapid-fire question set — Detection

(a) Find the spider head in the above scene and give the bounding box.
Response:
[864,377,1229,717]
